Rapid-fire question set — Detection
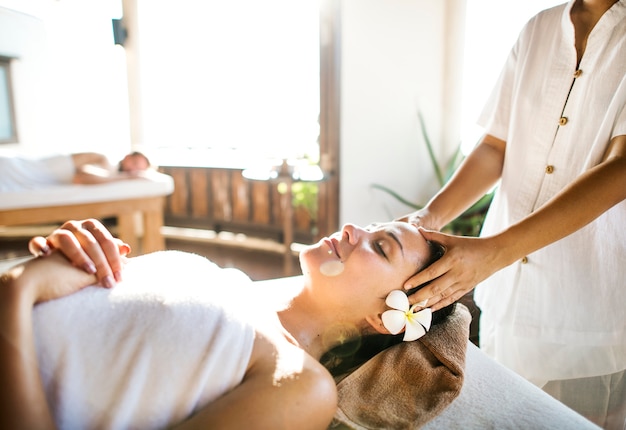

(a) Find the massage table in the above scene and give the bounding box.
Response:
[256,277,599,429]
[0,172,174,254]
[0,257,598,429]
[423,341,599,429]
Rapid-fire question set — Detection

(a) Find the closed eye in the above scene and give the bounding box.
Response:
[373,240,388,259]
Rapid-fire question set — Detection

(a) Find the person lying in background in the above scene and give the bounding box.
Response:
[0,151,152,192]
[0,218,454,430]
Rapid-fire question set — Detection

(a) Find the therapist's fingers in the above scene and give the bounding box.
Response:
[405,259,461,311]
[403,228,474,311]
[403,228,450,290]
[406,229,501,311]
[414,275,473,311]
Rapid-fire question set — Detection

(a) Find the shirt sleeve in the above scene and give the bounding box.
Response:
[476,18,535,142]
[613,94,626,138]
[477,50,516,141]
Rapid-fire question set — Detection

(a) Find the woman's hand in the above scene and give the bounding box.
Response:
[404,228,504,311]
[28,219,130,289]
[4,252,104,305]
[0,238,114,429]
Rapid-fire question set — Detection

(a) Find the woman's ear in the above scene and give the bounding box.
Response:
[365,313,393,335]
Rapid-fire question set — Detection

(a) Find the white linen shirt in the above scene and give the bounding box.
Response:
[474,0,626,383]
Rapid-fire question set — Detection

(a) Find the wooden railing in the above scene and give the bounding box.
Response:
[159,166,317,245]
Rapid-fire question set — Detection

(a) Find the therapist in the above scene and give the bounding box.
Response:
[399,0,626,428]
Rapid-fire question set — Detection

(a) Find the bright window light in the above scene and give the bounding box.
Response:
[460,0,564,154]
[137,0,320,164]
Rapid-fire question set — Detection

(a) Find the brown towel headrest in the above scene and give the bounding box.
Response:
[331,303,471,429]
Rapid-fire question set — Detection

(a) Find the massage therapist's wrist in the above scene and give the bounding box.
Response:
[488,229,527,270]
[421,208,446,232]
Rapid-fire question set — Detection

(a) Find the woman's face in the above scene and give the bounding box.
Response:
[299,222,431,321]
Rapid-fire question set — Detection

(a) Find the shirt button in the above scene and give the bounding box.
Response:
[559,117,568,126]
[573,69,583,78]
[521,256,528,264]
[545,165,555,174]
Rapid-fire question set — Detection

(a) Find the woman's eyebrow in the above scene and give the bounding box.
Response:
[386,231,404,256]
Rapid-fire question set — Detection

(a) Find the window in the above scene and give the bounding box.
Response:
[136,1,321,166]
[0,56,18,144]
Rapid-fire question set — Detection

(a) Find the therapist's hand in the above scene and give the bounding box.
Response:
[395,208,443,232]
[404,228,502,311]
[28,219,130,289]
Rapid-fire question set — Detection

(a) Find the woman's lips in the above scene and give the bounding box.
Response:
[324,237,341,259]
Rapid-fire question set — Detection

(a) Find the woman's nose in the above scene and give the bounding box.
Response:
[341,223,366,245]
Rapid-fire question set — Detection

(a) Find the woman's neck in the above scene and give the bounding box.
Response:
[275,287,362,360]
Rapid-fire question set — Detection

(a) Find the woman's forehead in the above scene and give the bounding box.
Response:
[365,221,419,236]
[367,222,428,257]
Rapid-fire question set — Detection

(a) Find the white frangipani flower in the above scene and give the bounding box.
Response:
[381,290,432,341]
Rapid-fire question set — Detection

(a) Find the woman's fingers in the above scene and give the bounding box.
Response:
[46,224,100,274]
[30,219,130,288]
[28,236,52,257]
[75,220,129,282]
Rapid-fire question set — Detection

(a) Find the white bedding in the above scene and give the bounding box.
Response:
[425,342,599,429]
[0,258,599,429]
[0,170,174,210]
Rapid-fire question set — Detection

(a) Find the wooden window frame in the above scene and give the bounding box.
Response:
[0,56,18,144]
[317,0,340,238]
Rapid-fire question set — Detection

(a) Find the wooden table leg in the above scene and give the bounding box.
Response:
[282,178,294,276]
[142,210,165,253]
[117,212,138,254]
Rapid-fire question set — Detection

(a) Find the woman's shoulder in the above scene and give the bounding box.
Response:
[247,328,337,424]
[190,331,337,428]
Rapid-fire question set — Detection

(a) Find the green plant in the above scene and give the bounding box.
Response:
[291,181,318,222]
[371,111,493,237]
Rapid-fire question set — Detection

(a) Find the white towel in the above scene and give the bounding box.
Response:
[0,153,75,191]
[34,251,256,430]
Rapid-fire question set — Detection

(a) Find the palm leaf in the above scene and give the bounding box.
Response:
[371,110,493,236]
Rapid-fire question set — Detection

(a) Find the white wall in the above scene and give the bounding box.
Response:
[459,0,563,151]
[0,0,130,160]
[0,5,47,152]
[339,0,465,226]
[338,0,562,227]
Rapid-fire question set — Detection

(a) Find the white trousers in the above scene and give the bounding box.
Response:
[542,369,626,430]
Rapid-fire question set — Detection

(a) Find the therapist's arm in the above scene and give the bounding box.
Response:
[405,133,626,310]
[397,134,506,230]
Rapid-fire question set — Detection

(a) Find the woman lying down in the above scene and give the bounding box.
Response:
[0,219,454,429]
